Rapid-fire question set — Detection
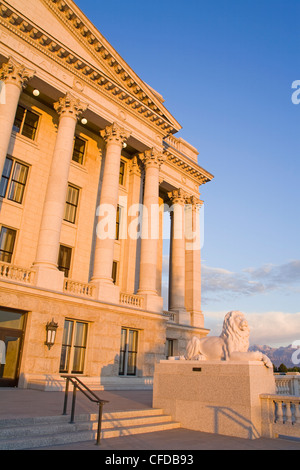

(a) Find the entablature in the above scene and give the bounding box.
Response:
[0,0,180,137]
[163,136,214,187]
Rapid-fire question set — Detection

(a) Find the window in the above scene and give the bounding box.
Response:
[72,136,86,165]
[60,320,88,374]
[0,226,16,263]
[119,328,139,376]
[0,157,29,204]
[13,105,39,141]
[64,185,79,224]
[119,161,125,185]
[166,339,174,359]
[112,261,118,285]
[115,205,121,240]
[58,245,72,278]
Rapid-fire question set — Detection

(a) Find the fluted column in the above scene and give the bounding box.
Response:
[0,57,35,178]
[168,189,190,325]
[185,196,204,328]
[33,93,87,290]
[92,123,130,302]
[138,148,165,312]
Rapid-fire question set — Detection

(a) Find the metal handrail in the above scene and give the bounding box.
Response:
[61,375,109,445]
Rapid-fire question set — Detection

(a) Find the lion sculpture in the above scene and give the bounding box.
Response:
[185,311,273,369]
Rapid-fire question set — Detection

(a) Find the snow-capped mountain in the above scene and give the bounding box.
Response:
[249,344,300,369]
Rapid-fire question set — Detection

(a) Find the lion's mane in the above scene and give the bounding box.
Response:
[220,311,250,359]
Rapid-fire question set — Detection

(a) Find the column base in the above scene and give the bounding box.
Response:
[190,310,204,328]
[33,265,65,292]
[139,292,164,313]
[93,279,120,304]
[170,308,191,326]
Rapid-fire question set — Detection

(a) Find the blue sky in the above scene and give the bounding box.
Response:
[76,0,300,347]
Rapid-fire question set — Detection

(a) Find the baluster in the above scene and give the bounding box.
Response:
[276,400,284,423]
[294,402,300,426]
[286,402,293,424]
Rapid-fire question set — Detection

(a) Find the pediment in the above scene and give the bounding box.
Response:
[0,0,181,135]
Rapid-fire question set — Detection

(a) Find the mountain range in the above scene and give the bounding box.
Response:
[249,344,300,369]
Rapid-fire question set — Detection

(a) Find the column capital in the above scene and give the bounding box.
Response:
[168,188,188,205]
[185,195,204,209]
[54,92,87,120]
[0,57,35,90]
[100,122,131,146]
[138,148,166,169]
[129,155,142,176]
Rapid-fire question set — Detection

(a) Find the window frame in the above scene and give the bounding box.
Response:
[59,319,88,375]
[0,225,17,264]
[72,136,87,166]
[112,260,118,285]
[115,205,121,240]
[119,328,139,377]
[64,184,80,225]
[166,339,174,359]
[13,105,40,142]
[57,244,72,278]
[119,160,126,186]
[0,156,29,205]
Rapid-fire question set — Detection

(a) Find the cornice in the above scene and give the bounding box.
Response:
[0,0,178,135]
[163,149,213,186]
[42,0,181,132]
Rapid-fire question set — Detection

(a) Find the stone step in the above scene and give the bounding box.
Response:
[0,412,173,439]
[0,409,180,450]
[0,407,165,429]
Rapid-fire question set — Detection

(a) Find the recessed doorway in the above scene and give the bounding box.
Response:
[0,308,26,387]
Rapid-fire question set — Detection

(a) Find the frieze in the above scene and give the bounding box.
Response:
[0,26,73,86]
[0,0,177,135]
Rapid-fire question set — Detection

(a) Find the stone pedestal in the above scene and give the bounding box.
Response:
[170,308,191,326]
[153,360,276,440]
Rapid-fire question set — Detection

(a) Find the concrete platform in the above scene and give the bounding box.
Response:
[0,388,300,450]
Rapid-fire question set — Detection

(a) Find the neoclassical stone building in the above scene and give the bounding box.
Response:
[0,0,213,389]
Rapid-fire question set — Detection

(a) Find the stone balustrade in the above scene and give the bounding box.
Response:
[275,374,300,396]
[0,261,35,284]
[261,394,300,440]
[120,293,144,308]
[162,311,175,322]
[63,279,95,298]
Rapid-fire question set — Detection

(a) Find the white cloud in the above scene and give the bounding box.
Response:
[201,260,300,302]
[203,310,300,348]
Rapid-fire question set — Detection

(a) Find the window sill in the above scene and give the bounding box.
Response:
[62,220,78,229]
[11,131,39,150]
[0,197,24,211]
[70,161,88,174]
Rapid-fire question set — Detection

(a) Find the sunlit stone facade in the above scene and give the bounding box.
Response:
[0,0,213,390]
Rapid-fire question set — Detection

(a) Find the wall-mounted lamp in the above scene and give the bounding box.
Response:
[45,319,58,350]
[33,89,40,97]
[81,118,88,125]
[122,142,127,149]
